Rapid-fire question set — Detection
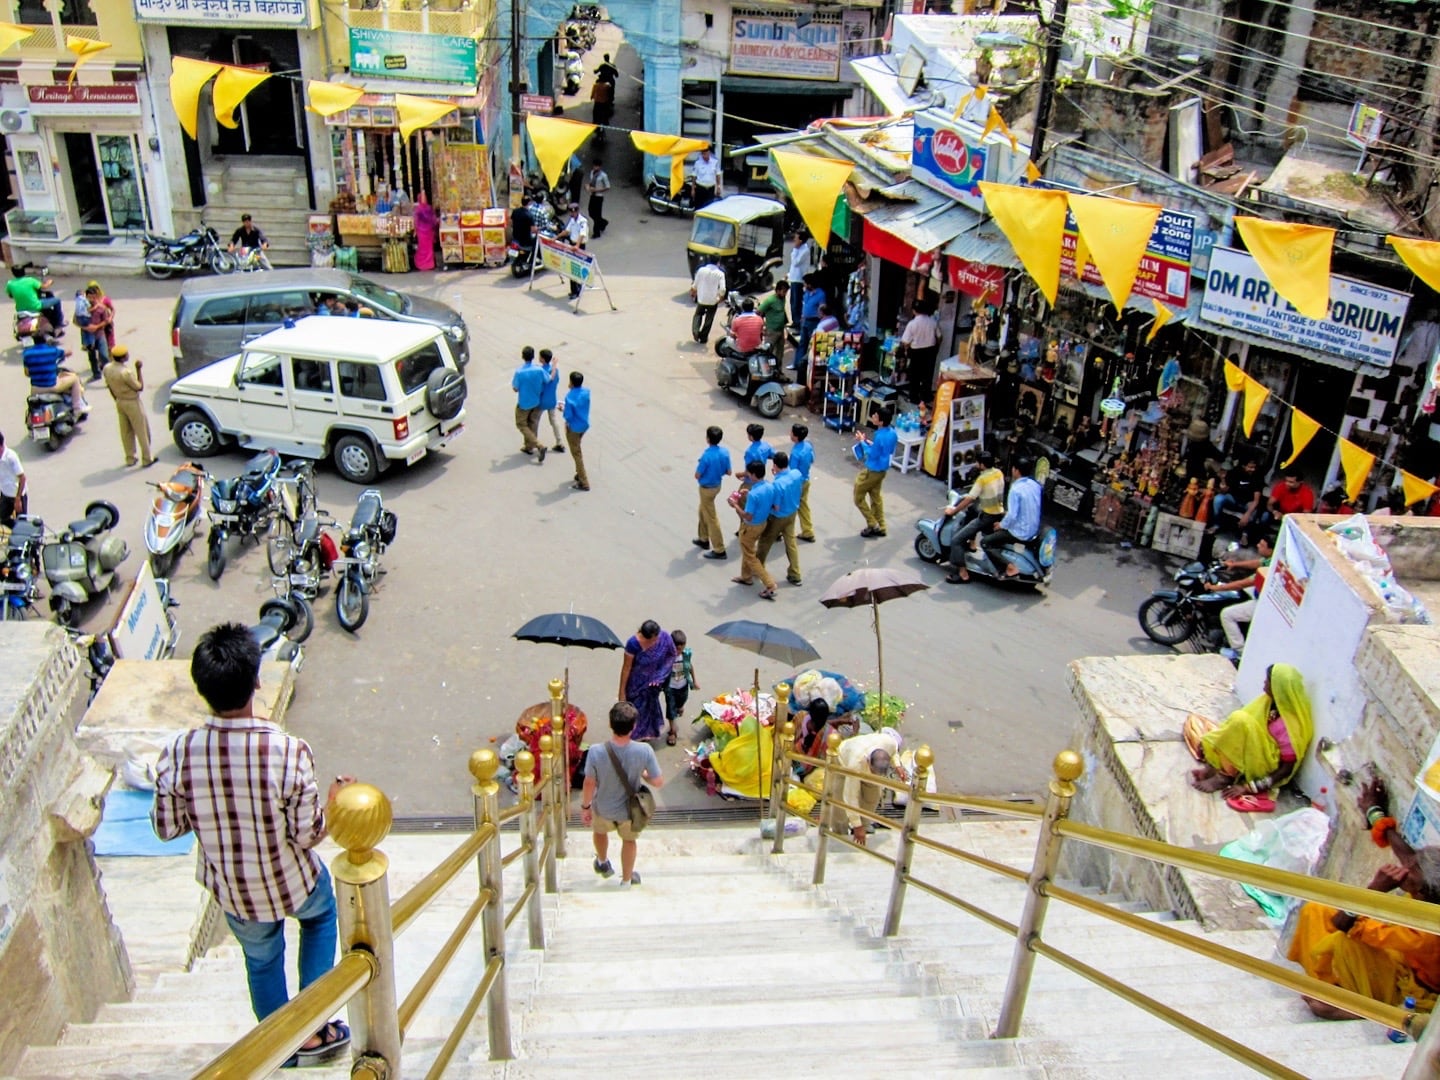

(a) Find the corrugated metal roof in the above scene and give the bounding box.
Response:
[860,181,980,253]
[944,222,1021,270]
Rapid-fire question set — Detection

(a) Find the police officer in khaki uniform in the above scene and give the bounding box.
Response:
[101,345,154,467]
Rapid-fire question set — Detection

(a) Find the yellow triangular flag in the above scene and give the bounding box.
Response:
[1280,408,1320,467]
[1067,194,1163,313]
[1234,216,1334,321]
[1025,160,1043,183]
[1338,438,1375,503]
[396,94,455,141]
[66,35,111,85]
[1400,469,1439,507]
[212,65,271,129]
[525,113,597,190]
[773,149,853,250]
[1387,235,1440,296]
[952,84,987,119]
[1146,299,1173,343]
[1241,374,1269,437]
[980,106,1017,152]
[629,132,710,196]
[1071,231,1091,281]
[0,23,36,55]
[170,57,223,141]
[978,181,1069,305]
[1223,358,1247,392]
[307,81,364,119]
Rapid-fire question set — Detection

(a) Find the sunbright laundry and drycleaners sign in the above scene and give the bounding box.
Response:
[1201,247,1410,369]
[729,10,842,80]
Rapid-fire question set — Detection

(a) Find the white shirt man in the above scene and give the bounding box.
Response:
[692,149,721,207]
[0,436,25,525]
[564,210,590,248]
[692,261,727,306]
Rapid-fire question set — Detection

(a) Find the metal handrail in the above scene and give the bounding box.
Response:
[787,750,913,795]
[397,890,491,1035]
[506,881,538,931]
[919,791,1045,818]
[423,958,504,1080]
[392,822,498,934]
[501,840,532,870]
[904,872,1020,936]
[910,832,1028,883]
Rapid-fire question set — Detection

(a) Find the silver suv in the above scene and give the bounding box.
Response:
[169,268,469,378]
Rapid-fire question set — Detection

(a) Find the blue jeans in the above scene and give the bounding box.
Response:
[796,316,820,372]
[224,865,338,1021]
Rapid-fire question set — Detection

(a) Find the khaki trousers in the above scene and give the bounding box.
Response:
[797,479,814,539]
[115,397,152,465]
[853,468,887,530]
[697,485,724,551]
[826,779,881,832]
[757,511,800,580]
[566,428,588,487]
[738,521,776,590]
[515,405,541,451]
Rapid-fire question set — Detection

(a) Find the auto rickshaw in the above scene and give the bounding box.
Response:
[686,194,787,295]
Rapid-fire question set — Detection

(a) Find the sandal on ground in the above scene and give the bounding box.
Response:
[758,588,777,601]
[666,730,677,746]
[295,1020,350,1064]
[1225,793,1276,814]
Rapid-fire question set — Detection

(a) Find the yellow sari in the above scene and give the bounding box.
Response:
[1200,663,1313,784]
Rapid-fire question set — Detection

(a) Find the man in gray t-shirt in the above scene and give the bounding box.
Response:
[582,702,665,886]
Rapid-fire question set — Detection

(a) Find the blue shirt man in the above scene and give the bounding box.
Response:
[540,360,559,411]
[23,342,62,388]
[789,436,814,480]
[562,371,592,490]
[743,478,776,526]
[854,410,897,537]
[512,349,547,457]
[801,284,825,321]
[864,425,897,472]
[744,439,774,468]
[512,361,545,410]
[999,475,1043,541]
[696,443,732,488]
[773,467,803,518]
[562,383,590,434]
[695,425,734,557]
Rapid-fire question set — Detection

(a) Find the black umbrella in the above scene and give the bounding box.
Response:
[513,611,623,703]
[819,567,930,713]
[707,620,820,817]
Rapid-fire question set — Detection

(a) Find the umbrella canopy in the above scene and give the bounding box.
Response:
[707,620,820,668]
[512,612,623,650]
[819,567,930,608]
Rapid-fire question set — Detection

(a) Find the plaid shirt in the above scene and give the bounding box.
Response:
[152,716,326,922]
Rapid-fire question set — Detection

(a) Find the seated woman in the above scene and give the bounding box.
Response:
[1288,779,1440,1017]
[792,698,832,774]
[1185,663,1313,798]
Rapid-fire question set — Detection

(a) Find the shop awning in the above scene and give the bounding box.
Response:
[860,179,980,258]
[944,221,1021,270]
[721,76,855,98]
[849,55,938,116]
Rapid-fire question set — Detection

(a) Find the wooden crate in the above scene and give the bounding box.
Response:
[1150,511,1205,559]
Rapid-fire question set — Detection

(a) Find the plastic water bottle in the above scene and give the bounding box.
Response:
[1388,996,1416,1042]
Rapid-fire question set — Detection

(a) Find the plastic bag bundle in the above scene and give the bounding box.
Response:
[1218,807,1330,920]
[1325,515,1431,624]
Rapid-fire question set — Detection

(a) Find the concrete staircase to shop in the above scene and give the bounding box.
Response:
[5,823,1418,1078]
[174,157,314,268]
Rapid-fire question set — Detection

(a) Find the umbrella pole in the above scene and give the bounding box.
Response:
[873,594,883,723]
[754,666,763,822]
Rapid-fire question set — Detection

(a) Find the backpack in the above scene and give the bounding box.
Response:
[605,743,655,835]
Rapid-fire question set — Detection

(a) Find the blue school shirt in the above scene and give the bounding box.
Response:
[789,439,815,480]
[696,445,731,488]
[563,386,591,433]
[744,440,774,468]
[743,479,776,525]
[512,364,545,410]
[540,364,559,410]
[864,427,897,471]
[773,468,804,516]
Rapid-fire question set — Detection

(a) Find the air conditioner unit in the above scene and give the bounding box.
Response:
[0,109,34,135]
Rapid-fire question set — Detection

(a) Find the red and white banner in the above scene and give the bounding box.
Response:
[947,256,1004,298]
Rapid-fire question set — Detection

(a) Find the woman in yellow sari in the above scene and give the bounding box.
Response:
[1186,663,1313,797]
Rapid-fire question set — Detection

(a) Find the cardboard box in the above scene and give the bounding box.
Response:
[784,383,809,406]
[1151,511,1205,559]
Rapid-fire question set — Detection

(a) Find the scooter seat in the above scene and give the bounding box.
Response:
[249,622,282,651]
[7,517,42,549]
[350,490,383,531]
[243,450,279,478]
[68,510,109,540]
[27,391,65,405]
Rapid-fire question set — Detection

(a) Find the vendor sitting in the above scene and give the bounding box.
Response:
[827,729,902,848]
[794,698,832,766]
[1184,662,1313,801]
[1288,777,1440,1018]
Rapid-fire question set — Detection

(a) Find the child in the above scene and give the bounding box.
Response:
[73,288,99,381]
[663,630,698,746]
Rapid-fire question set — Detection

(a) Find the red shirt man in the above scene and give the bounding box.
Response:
[1269,472,1317,517]
[732,300,765,353]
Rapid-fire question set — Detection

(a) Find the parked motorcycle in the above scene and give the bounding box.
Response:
[251,596,311,672]
[715,342,786,420]
[0,516,44,620]
[38,501,129,626]
[266,459,321,575]
[26,389,80,453]
[508,215,557,279]
[145,463,207,577]
[1137,558,1251,652]
[13,265,54,345]
[333,489,397,633]
[207,449,281,581]
[916,492,1057,588]
[645,176,696,216]
[274,508,338,602]
[142,226,234,280]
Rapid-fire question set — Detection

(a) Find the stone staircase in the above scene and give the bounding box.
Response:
[6,822,1418,1078]
[174,157,314,268]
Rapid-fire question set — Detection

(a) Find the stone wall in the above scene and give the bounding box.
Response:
[1053,81,1172,169]
[0,623,128,1073]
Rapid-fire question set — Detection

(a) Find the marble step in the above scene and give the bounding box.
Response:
[534,950,922,992]
[520,994,944,1037]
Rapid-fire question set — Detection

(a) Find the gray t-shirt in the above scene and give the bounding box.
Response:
[584,738,660,823]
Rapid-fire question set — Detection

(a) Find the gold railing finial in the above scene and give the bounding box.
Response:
[916,744,934,774]
[780,718,795,745]
[538,733,554,754]
[547,677,564,703]
[825,729,842,756]
[328,782,393,868]
[469,748,500,793]
[1050,749,1084,797]
[776,681,791,704]
[514,750,536,787]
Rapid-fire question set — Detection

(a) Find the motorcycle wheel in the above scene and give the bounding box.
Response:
[211,251,237,275]
[1138,596,1194,646]
[755,390,784,420]
[45,432,62,452]
[50,596,75,628]
[335,571,369,633]
[511,258,529,278]
[266,534,290,576]
[144,259,175,281]
[648,193,672,215]
[207,531,227,581]
[289,594,315,644]
[151,548,177,579]
[914,533,942,564]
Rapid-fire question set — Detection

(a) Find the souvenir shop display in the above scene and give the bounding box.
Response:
[435,143,501,267]
[822,341,861,432]
[307,214,335,268]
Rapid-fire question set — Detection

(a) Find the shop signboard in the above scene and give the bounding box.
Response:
[520,94,554,115]
[109,561,173,661]
[349,27,478,85]
[134,0,316,27]
[912,118,987,211]
[947,256,1004,299]
[1201,246,1410,370]
[1059,205,1195,307]
[728,9,842,81]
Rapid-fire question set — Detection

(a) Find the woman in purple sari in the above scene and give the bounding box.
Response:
[413,193,437,271]
[617,620,677,742]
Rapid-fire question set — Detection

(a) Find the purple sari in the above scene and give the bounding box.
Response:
[624,631,675,741]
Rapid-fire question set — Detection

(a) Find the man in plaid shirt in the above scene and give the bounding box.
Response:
[153,623,354,1065]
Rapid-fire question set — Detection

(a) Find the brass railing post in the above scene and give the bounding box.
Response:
[548,678,569,859]
[514,750,545,949]
[812,731,842,886]
[993,750,1084,1039]
[470,750,513,1059]
[883,745,933,936]
[768,682,791,819]
[329,783,402,1077]
[538,732,559,894]
[1404,1010,1439,1078]
[771,719,795,854]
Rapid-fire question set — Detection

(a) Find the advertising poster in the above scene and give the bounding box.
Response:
[109,561,173,661]
[729,10,842,80]
[922,379,955,477]
[1201,247,1410,370]
[538,236,595,286]
[912,118,987,210]
[349,27,477,84]
[1060,206,1195,306]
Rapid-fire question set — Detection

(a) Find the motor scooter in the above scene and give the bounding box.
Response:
[914,490,975,566]
[715,345,786,420]
[645,176,696,216]
[145,463,207,577]
[1,516,44,619]
[917,490,1056,588]
[26,390,80,453]
[251,596,311,672]
[39,500,129,626]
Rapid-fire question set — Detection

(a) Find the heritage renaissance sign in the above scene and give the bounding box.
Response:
[349,27,478,85]
[728,10,842,81]
[134,0,316,27]
[28,84,139,106]
[1201,246,1410,369]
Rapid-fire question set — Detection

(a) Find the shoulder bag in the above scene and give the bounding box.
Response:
[605,743,655,835]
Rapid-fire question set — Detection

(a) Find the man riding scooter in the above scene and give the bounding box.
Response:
[978,455,1043,579]
[23,332,89,418]
[731,297,766,355]
[944,451,1007,583]
[8,264,64,336]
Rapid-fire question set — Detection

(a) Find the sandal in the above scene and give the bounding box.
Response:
[295,1020,350,1064]
[1225,793,1276,814]
[666,730,677,746]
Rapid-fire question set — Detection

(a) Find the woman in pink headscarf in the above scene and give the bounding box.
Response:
[413,193,437,271]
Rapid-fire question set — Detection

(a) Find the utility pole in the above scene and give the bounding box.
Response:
[1029,0,1070,166]
[509,0,524,202]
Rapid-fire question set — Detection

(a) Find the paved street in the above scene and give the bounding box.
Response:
[2,169,1173,819]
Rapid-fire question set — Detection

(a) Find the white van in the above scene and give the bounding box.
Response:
[165,318,467,484]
